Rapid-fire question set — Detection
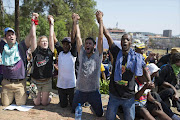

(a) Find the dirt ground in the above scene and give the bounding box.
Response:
[0,90,109,120]
[0,89,179,120]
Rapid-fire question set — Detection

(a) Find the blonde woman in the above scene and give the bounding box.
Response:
[30,13,54,106]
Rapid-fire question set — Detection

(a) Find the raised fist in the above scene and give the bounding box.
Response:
[47,15,54,25]
[96,10,103,23]
[32,13,39,20]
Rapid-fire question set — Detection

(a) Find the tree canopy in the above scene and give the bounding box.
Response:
[0,0,99,42]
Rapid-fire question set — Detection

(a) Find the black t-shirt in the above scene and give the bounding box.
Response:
[109,43,135,99]
[156,64,177,87]
[157,54,171,68]
[32,46,53,79]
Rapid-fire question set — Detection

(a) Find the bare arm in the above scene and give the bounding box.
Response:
[162,82,179,100]
[53,32,58,44]
[72,13,82,54]
[96,11,103,55]
[136,67,151,83]
[48,15,54,52]
[135,82,154,99]
[71,15,77,44]
[30,13,39,52]
[103,25,114,49]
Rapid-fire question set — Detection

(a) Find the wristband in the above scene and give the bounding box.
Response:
[31,19,39,25]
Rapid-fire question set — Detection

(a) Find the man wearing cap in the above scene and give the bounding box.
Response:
[0,25,33,106]
[134,42,157,64]
[103,28,151,119]
[71,11,104,117]
[54,34,77,108]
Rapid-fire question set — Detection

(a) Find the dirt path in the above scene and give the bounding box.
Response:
[0,91,109,120]
[0,90,179,120]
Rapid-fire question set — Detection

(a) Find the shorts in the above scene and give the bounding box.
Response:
[1,79,26,106]
[31,78,52,92]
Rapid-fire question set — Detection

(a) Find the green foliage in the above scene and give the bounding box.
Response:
[100,80,109,94]
[0,0,99,42]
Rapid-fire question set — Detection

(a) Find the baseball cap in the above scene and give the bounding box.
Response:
[146,63,160,75]
[171,47,180,54]
[61,37,71,43]
[4,27,15,36]
[135,42,146,49]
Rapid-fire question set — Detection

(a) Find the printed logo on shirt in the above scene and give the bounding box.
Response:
[122,65,126,74]
[36,56,49,67]
[82,59,96,77]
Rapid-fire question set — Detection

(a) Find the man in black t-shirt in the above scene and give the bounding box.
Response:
[103,26,151,120]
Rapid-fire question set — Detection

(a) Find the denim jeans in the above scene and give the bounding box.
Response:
[72,90,103,117]
[106,93,135,120]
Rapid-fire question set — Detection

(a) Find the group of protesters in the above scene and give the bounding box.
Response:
[0,10,180,120]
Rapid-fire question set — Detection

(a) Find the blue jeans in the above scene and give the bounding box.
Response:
[72,90,103,117]
[106,93,135,120]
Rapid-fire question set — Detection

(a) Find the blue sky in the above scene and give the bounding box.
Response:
[95,0,180,35]
[3,0,180,35]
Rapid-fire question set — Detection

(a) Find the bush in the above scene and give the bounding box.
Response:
[100,80,109,94]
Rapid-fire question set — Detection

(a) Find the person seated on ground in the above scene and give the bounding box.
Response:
[155,52,180,112]
[30,13,54,106]
[157,47,180,68]
[135,63,180,120]
[135,63,172,120]
[0,24,32,106]
[72,11,104,117]
[104,28,151,120]
[54,35,77,108]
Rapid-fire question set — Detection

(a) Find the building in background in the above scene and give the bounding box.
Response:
[108,28,126,41]
[163,30,172,37]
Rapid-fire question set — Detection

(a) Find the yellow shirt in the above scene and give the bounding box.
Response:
[101,63,105,72]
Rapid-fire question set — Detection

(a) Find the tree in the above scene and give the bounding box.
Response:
[19,0,98,41]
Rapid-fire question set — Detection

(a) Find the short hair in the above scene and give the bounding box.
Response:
[171,52,180,64]
[121,34,132,41]
[85,37,96,44]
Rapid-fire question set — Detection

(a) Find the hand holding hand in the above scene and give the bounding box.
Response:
[32,13,39,20]
[96,10,103,23]
[144,82,155,89]
[72,13,80,21]
[47,15,54,25]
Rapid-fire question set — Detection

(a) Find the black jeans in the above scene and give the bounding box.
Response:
[159,88,180,111]
[58,87,75,108]
[151,92,174,117]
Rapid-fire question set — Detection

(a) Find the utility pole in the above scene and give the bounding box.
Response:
[15,0,20,42]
